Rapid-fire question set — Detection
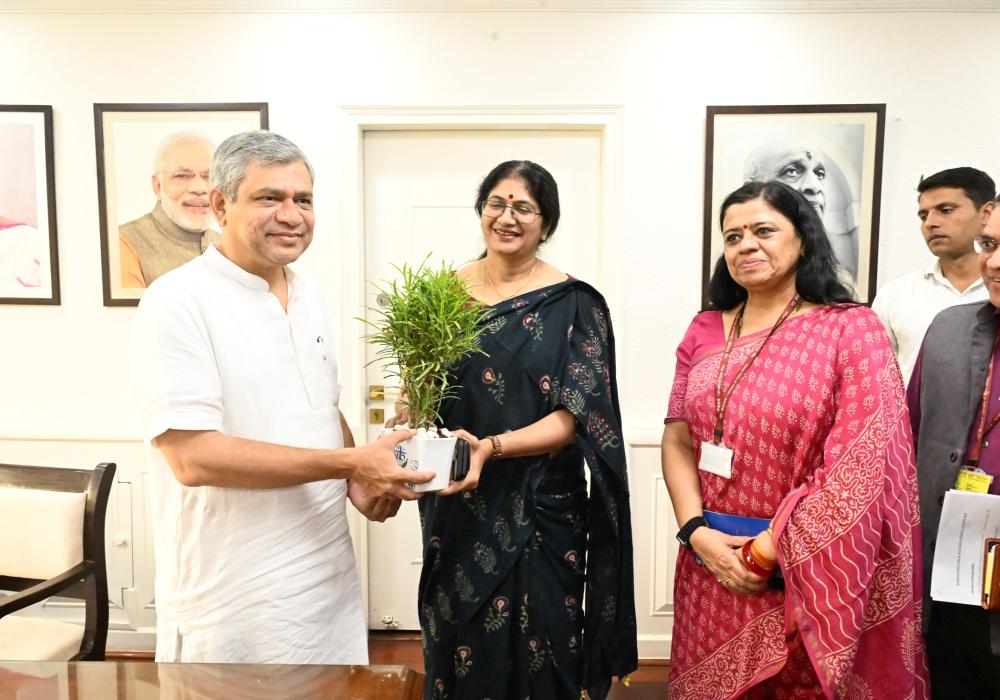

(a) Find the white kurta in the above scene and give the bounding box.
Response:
[132,245,366,664]
[871,260,987,384]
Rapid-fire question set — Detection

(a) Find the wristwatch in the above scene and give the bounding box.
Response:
[676,515,708,551]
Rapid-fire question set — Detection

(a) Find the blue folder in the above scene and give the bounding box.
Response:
[703,510,770,537]
[695,511,784,587]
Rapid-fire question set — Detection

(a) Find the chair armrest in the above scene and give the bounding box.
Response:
[0,561,93,618]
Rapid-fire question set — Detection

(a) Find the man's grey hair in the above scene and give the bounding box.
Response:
[152,131,214,175]
[211,130,314,200]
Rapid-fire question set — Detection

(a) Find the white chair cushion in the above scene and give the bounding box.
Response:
[0,615,84,660]
[0,487,85,579]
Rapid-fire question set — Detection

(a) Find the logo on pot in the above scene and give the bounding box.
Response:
[393,444,407,465]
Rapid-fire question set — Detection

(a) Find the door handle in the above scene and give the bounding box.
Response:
[369,385,385,400]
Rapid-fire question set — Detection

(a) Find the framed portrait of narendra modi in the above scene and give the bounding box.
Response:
[95,102,268,306]
[703,104,886,305]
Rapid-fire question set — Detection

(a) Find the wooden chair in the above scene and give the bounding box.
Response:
[0,462,116,661]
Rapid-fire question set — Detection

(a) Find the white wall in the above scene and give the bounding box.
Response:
[2,2,999,653]
[2,7,999,440]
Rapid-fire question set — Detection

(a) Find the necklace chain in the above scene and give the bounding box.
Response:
[482,259,538,302]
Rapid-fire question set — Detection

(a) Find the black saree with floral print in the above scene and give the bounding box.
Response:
[417,279,637,700]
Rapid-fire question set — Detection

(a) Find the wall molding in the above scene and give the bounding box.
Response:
[1,1,996,14]
[0,434,142,444]
[638,633,670,661]
[626,428,663,448]
[107,628,156,653]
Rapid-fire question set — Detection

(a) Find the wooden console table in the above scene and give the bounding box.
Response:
[0,660,424,699]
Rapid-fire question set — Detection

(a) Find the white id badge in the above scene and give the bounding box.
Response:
[699,441,733,479]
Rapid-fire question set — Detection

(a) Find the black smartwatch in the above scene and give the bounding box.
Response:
[676,515,708,551]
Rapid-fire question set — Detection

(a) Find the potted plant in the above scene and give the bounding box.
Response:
[363,257,489,491]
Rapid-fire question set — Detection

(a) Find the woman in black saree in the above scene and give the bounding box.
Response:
[405,160,637,699]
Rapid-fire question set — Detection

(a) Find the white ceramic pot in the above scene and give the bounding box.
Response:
[393,433,457,493]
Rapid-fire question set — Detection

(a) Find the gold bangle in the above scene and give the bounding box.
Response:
[488,434,503,460]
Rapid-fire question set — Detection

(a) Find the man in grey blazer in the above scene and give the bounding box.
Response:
[907,195,1000,697]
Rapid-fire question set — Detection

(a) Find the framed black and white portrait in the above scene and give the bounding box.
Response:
[95,102,268,306]
[703,104,886,304]
[0,105,59,305]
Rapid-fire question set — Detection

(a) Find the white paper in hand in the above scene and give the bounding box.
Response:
[930,489,1000,605]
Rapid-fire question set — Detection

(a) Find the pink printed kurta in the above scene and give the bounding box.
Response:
[666,305,929,700]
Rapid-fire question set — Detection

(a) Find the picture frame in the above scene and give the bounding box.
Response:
[703,104,886,305]
[94,102,269,306]
[0,105,60,305]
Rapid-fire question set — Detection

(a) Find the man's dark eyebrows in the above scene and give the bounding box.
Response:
[246,187,314,200]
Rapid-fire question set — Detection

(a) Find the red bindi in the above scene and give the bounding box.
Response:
[742,224,750,230]
[508,194,514,199]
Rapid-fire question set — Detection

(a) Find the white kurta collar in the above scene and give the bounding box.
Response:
[203,243,298,295]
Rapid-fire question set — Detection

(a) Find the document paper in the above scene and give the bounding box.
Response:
[930,489,1000,605]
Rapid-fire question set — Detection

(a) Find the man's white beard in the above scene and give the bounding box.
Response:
[161,197,211,233]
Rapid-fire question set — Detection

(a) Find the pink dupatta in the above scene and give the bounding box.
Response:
[666,305,929,699]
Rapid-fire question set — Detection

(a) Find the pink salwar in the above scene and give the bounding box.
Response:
[665,305,929,700]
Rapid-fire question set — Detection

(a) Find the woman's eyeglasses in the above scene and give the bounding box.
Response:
[482,199,540,224]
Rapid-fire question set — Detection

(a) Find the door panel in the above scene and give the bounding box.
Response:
[363,128,602,630]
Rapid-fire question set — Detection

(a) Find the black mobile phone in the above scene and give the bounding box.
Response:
[451,438,470,481]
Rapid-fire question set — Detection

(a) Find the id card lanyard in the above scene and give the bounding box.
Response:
[700,294,801,480]
[957,326,1000,493]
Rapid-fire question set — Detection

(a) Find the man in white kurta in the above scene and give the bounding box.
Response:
[132,131,429,664]
[871,167,995,384]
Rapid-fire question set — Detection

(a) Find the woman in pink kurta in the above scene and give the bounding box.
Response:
[662,181,929,699]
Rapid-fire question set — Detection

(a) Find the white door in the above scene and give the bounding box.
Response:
[362,129,603,630]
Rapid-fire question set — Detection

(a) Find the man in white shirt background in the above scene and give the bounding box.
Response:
[872,167,995,384]
[132,130,433,665]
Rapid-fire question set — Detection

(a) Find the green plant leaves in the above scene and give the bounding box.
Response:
[361,256,489,429]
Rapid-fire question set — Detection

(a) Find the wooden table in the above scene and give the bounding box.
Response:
[0,661,424,699]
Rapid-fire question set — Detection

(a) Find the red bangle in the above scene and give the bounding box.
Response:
[750,538,777,569]
[741,540,775,577]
